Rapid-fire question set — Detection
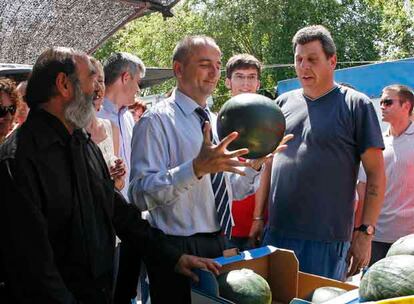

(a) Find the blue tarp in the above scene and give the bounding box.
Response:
[277,57,414,98]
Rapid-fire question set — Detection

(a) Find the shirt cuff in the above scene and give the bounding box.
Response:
[170,159,199,191]
[244,165,262,180]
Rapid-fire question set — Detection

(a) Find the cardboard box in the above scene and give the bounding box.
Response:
[192,246,357,304]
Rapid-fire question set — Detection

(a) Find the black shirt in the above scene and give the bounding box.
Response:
[0,110,181,303]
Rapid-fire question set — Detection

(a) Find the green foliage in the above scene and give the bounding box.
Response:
[366,0,414,59]
[94,3,209,95]
[190,0,382,108]
[94,0,413,109]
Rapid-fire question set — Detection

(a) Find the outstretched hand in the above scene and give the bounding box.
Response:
[247,134,294,170]
[193,121,250,178]
[175,254,221,282]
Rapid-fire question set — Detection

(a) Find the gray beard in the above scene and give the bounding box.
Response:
[64,80,94,129]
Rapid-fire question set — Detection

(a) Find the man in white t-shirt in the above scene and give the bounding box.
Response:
[357,84,414,265]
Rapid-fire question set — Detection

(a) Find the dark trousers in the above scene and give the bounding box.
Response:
[227,236,254,251]
[369,241,392,266]
[145,232,225,304]
[113,242,141,304]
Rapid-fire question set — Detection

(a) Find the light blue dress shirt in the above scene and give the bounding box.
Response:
[128,89,261,236]
[97,98,135,200]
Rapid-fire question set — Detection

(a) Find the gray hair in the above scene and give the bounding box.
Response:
[292,25,336,58]
[103,52,146,86]
[172,35,220,64]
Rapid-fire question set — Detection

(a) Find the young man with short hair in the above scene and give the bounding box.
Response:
[357,84,414,265]
[224,54,263,250]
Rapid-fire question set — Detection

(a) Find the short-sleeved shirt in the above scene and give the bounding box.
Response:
[268,86,384,242]
[359,123,414,243]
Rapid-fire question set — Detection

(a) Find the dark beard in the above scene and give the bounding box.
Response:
[64,78,94,129]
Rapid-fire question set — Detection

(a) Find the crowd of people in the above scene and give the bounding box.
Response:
[0,24,413,304]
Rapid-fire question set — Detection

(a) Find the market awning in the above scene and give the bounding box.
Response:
[0,0,180,65]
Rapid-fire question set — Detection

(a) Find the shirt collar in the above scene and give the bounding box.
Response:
[174,88,209,116]
[406,122,414,135]
[102,97,127,115]
[28,109,71,149]
[385,121,414,137]
[303,85,339,102]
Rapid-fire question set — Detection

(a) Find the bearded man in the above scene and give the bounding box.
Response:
[0,47,219,304]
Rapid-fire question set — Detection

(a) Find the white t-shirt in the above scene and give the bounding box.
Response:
[358,123,414,243]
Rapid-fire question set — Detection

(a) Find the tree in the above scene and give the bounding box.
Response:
[367,0,414,59]
[94,3,209,95]
[190,0,382,107]
[95,0,387,109]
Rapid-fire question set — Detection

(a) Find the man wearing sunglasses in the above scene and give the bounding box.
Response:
[0,78,19,143]
[357,84,414,265]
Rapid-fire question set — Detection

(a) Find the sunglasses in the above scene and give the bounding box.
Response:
[380,98,395,107]
[0,104,17,118]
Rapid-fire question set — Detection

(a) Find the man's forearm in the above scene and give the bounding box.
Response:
[361,171,385,225]
[253,161,272,218]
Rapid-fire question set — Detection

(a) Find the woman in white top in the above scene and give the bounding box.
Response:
[87,57,126,191]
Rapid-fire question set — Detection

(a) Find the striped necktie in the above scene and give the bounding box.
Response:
[195,107,232,238]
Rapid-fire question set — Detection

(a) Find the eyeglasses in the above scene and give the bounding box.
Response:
[0,104,16,118]
[232,74,258,82]
[380,98,395,107]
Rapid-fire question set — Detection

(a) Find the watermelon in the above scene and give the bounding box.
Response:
[386,234,414,257]
[359,255,414,301]
[309,286,347,303]
[217,268,272,304]
[217,93,286,159]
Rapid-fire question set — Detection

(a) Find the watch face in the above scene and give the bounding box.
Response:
[366,225,375,235]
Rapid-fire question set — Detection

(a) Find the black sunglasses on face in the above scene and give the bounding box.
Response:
[380,98,394,107]
[0,104,17,117]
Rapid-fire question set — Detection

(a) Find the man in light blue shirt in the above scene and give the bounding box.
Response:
[98,52,144,199]
[129,35,274,303]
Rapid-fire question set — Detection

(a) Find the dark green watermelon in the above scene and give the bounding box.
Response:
[309,286,347,303]
[217,93,286,159]
[359,255,414,301]
[387,234,414,257]
[217,268,272,304]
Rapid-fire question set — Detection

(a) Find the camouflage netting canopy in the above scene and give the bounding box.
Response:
[0,0,179,65]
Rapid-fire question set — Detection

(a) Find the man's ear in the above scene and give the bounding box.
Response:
[55,72,72,99]
[121,71,130,84]
[329,54,337,69]
[173,61,183,79]
[225,78,232,90]
[256,80,261,92]
[403,100,412,113]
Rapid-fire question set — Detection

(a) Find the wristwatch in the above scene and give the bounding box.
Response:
[354,224,376,236]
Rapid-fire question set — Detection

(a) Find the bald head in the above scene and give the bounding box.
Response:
[172,35,221,66]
